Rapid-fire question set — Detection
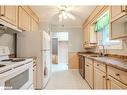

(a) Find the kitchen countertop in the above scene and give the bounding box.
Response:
[79,53,127,72]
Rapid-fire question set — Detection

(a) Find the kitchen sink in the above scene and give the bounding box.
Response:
[90,55,100,57]
[88,55,102,57]
[89,54,108,57]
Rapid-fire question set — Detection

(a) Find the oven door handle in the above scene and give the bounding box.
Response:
[0,68,12,74]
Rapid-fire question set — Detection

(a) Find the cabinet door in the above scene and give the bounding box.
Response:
[94,68,106,89]
[110,6,126,22]
[31,18,39,32]
[0,6,18,26]
[89,24,97,44]
[19,7,31,32]
[107,76,127,89]
[83,24,90,48]
[83,24,89,44]
[85,63,90,85]
[85,63,93,88]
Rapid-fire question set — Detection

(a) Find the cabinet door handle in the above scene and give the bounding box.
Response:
[86,65,89,67]
[97,64,99,66]
[122,10,126,12]
[102,76,105,78]
[1,14,4,16]
[106,78,109,80]
[115,73,120,76]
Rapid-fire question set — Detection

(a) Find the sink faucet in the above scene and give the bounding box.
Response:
[97,45,106,57]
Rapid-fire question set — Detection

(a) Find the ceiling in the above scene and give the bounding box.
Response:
[30,6,96,28]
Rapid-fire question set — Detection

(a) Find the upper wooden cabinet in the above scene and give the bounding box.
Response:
[110,6,127,22]
[83,23,97,49]
[18,7,31,32]
[83,24,90,48]
[0,6,18,26]
[0,6,39,32]
[31,18,39,32]
[110,6,127,39]
[18,6,39,32]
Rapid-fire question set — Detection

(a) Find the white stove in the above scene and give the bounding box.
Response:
[0,46,33,90]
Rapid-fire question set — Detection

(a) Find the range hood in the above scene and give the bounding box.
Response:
[0,19,22,33]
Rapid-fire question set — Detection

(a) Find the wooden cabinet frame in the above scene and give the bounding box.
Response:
[0,6,18,26]
[83,56,127,89]
[83,6,108,49]
[94,68,106,89]
[110,6,127,22]
[110,6,127,39]
[85,58,94,89]
[0,6,39,32]
[107,75,127,89]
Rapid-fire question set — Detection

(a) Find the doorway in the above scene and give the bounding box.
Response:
[51,32,69,72]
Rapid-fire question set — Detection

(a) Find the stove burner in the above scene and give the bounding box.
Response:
[1,58,26,62]
[1,59,12,61]
[11,58,26,62]
[0,64,6,68]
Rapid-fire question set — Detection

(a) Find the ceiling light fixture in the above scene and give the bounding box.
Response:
[58,6,76,22]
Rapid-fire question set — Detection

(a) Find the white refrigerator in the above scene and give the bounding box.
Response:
[17,30,51,89]
[42,31,51,88]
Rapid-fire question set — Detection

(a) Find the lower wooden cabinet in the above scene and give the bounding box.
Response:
[85,59,94,88]
[94,68,106,89]
[107,76,127,89]
[83,56,127,89]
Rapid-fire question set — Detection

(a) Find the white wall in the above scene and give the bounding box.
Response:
[39,22,51,34]
[52,27,84,52]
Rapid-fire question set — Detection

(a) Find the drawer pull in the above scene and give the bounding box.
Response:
[86,65,89,67]
[122,10,126,12]
[1,14,4,16]
[102,76,106,78]
[106,78,109,80]
[97,64,99,66]
[115,73,120,76]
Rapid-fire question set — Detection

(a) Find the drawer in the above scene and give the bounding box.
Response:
[107,66,127,85]
[85,57,93,65]
[107,75,127,89]
[94,61,106,72]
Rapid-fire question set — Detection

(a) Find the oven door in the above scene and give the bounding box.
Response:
[0,61,33,90]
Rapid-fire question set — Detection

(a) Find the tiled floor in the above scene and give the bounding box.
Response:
[45,63,90,89]
[51,63,68,72]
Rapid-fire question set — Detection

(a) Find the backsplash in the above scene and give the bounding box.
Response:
[0,32,16,54]
[107,40,127,55]
[87,40,127,56]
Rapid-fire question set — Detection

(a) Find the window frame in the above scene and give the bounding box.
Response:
[95,11,123,50]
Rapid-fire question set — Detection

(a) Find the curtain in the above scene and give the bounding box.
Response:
[95,12,109,32]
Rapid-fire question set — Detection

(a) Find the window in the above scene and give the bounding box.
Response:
[95,11,122,49]
[52,32,68,41]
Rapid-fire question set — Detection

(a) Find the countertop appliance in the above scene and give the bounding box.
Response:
[17,30,51,89]
[0,46,33,90]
